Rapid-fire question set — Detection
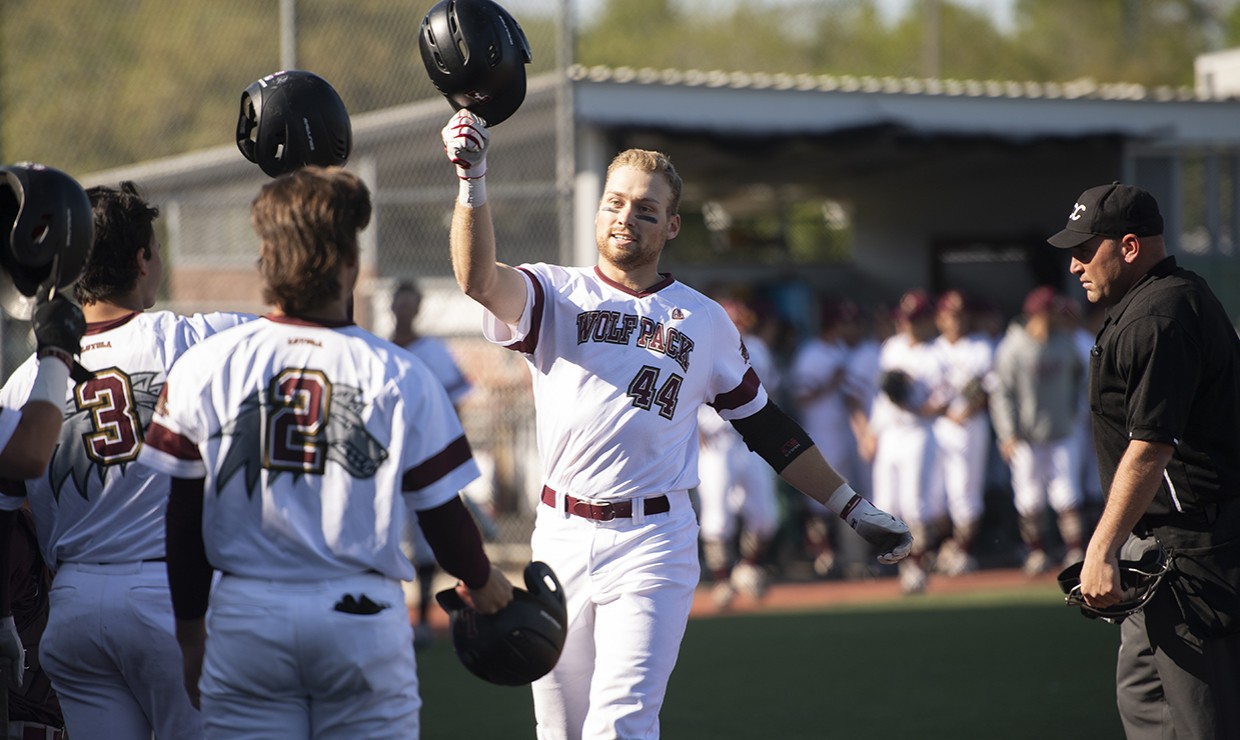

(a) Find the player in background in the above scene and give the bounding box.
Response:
[139,167,512,739]
[389,279,476,647]
[930,291,994,576]
[0,181,255,739]
[1060,297,1105,531]
[443,109,911,740]
[862,290,949,594]
[789,298,864,578]
[696,296,781,608]
[989,286,1086,575]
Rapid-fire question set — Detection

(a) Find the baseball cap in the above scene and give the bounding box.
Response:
[1022,285,1058,317]
[897,290,935,321]
[1047,182,1164,249]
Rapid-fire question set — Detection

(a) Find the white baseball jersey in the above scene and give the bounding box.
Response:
[932,333,994,418]
[483,264,767,498]
[790,336,854,461]
[402,336,472,405]
[869,332,950,435]
[697,332,776,456]
[139,316,479,583]
[0,310,251,566]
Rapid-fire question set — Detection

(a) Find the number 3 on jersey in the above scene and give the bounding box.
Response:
[76,369,143,464]
[627,365,682,420]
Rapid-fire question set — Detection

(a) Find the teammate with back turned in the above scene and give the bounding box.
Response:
[441,108,912,739]
[138,166,513,739]
[0,181,253,739]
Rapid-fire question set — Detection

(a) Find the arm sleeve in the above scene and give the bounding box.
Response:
[417,496,491,589]
[729,400,814,473]
[165,477,214,620]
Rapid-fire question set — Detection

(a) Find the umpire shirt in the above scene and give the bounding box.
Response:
[1089,256,1240,527]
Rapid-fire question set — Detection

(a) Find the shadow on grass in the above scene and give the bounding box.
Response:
[416,586,1124,739]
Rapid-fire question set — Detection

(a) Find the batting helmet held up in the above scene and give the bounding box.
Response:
[0,163,93,298]
[436,561,567,686]
[419,0,533,127]
[236,70,352,177]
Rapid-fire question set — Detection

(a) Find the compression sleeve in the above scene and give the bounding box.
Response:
[728,400,814,473]
[418,496,492,589]
[165,477,214,620]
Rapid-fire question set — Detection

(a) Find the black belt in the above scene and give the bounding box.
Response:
[541,486,670,521]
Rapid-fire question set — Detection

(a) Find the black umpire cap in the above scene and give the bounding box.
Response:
[1047,182,1164,249]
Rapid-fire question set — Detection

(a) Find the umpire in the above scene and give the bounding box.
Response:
[1048,182,1240,739]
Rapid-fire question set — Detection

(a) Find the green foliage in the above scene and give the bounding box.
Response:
[0,0,1235,174]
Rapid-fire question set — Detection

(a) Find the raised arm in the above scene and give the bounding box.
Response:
[442,110,527,326]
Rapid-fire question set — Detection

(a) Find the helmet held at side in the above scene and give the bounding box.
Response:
[236,70,353,177]
[419,0,533,127]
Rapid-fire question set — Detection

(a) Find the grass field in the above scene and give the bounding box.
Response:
[415,580,1126,739]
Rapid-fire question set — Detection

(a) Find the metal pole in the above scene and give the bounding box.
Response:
[556,0,576,265]
[922,0,940,79]
[280,0,297,71]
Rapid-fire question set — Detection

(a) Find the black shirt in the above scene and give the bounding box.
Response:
[1089,256,1240,524]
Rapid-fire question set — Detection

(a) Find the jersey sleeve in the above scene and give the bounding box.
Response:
[137,356,208,479]
[706,306,768,421]
[163,311,257,365]
[396,365,480,512]
[481,265,545,354]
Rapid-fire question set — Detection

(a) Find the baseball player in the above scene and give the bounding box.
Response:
[930,291,994,576]
[989,286,1087,575]
[390,279,475,647]
[138,167,513,739]
[0,181,254,739]
[865,290,950,594]
[695,297,781,607]
[789,298,866,577]
[442,109,911,740]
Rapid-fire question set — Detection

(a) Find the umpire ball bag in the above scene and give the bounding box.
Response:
[0,163,93,297]
[436,561,567,686]
[418,0,533,127]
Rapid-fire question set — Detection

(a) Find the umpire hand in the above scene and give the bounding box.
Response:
[32,290,86,368]
[0,615,25,690]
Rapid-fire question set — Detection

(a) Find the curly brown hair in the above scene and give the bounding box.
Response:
[75,181,158,305]
[251,167,371,315]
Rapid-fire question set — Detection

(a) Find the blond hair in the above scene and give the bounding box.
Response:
[606,149,682,216]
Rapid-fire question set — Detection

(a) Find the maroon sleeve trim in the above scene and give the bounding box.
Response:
[145,422,202,461]
[709,368,762,412]
[506,267,545,355]
[417,496,491,589]
[402,435,473,492]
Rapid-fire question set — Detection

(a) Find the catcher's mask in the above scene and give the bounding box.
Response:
[236,70,352,177]
[436,561,566,686]
[0,163,93,302]
[418,0,533,127]
[1057,546,1171,623]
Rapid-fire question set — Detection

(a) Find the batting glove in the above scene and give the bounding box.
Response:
[0,615,25,690]
[32,290,86,368]
[442,109,489,180]
[827,484,913,564]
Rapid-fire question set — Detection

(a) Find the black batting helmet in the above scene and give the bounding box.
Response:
[0,163,93,298]
[436,560,567,686]
[236,70,352,177]
[418,0,533,127]
[1058,545,1171,624]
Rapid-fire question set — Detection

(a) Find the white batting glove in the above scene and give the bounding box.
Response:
[441,109,489,180]
[827,484,913,564]
[0,615,26,690]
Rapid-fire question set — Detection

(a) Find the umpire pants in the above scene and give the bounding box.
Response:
[1116,533,1240,740]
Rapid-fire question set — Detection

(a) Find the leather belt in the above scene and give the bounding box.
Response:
[541,485,670,521]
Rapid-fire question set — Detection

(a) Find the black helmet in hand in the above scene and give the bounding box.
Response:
[419,0,533,126]
[436,561,567,686]
[236,70,352,177]
[0,163,93,298]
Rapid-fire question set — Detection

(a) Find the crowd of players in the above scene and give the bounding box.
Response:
[697,283,1110,600]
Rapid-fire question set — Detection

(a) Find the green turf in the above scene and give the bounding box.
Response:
[415,583,1126,739]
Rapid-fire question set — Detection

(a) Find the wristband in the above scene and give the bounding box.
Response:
[458,177,487,207]
[825,483,863,520]
[27,357,71,407]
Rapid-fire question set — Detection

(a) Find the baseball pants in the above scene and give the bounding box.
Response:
[696,447,778,543]
[200,572,418,739]
[933,415,989,526]
[872,423,944,527]
[531,490,699,740]
[1008,439,1081,517]
[41,560,202,740]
